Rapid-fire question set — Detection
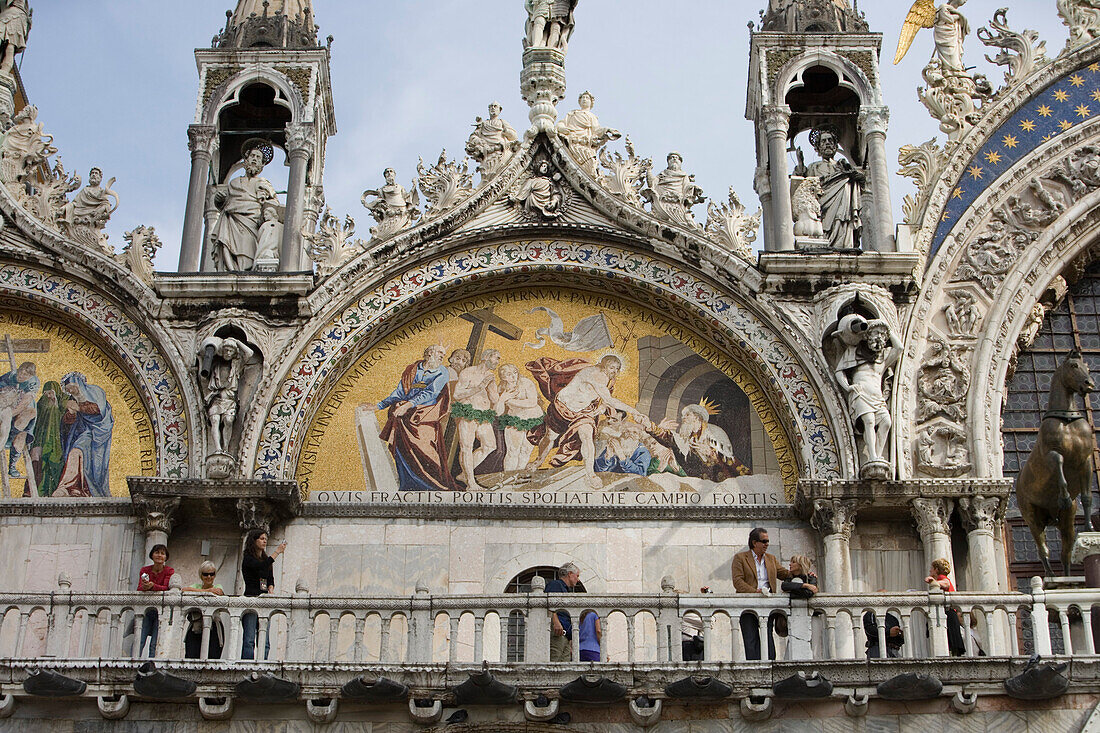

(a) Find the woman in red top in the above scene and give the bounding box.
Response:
[925,557,966,656]
[137,544,174,657]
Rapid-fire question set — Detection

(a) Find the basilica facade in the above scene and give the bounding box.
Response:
[1,0,1100,730]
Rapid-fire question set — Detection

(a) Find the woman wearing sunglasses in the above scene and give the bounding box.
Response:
[183,561,225,659]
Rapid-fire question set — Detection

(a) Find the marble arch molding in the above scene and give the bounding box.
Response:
[249,240,851,488]
[0,265,192,478]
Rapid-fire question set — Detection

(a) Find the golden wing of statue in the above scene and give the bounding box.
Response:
[894,0,937,65]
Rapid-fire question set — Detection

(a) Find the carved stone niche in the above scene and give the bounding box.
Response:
[195,323,265,479]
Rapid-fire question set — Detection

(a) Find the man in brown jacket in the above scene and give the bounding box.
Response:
[731,527,790,660]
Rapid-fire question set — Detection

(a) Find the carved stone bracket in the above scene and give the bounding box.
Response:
[910,497,954,538]
[957,495,1005,533]
[809,498,862,541]
[133,496,181,536]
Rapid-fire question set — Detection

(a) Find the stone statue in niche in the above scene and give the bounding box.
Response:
[642,152,705,229]
[831,314,901,479]
[511,160,563,219]
[198,336,255,476]
[465,102,520,179]
[210,139,280,271]
[0,0,30,79]
[361,167,420,240]
[794,125,864,250]
[524,0,578,51]
[60,167,119,253]
[556,91,620,177]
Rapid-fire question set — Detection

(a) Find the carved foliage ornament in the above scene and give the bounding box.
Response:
[810,498,861,541]
[957,495,1004,533]
[910,496,954,537]
[417,149,474,217]
[598,136,651,208]
[304,207,363,278]
[976,9,1047,90]
[916,336,971,423]
[135,496,181,536]
[897,138,943,226]
[119,226,162,285]
[704,187,760,260]
[1058,0,1100,52]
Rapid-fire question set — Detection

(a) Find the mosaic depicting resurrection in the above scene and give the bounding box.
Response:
[298,289,795,502]
[0,309,155,498]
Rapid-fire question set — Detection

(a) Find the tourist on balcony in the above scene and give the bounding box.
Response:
[863,609,903,658]
[578,609,602,662]
[731,527,791,660]
[137,543,174,658]
[546,562,581,661]
[241,528,287,660]
[781,555,818,598]
[924,557,966,656]
[183,561,225,659]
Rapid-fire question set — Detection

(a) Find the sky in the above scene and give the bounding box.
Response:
[16,1,1071,271]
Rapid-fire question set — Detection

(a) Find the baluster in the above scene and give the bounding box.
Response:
[198,612,212,661]
[449,614,460,662]
[326,614,339,662]
[354,614,367,663]
[474,614,485,662]
[570,612,580,661]
[499,613,510,663]
[76,610,91,657]
[380,615,392,663]
[130,610,143,659]
[106,610,120,658]
[1008,610,1020,655]
[824,612,837,659]
[874,612,887,658]
[626,614,636,663]
[702,614,715,663]
[226,611,243,661]
[1058,607,1073,655]
[962,610,974,657]
[731,613,746,661]
[900,613,914,659]
[259,614,270,661]
[1082,606,1096,655]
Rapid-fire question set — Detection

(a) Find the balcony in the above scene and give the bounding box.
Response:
[0,578,1096,724]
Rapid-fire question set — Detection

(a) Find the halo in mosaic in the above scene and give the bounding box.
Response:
[254,240,841,485]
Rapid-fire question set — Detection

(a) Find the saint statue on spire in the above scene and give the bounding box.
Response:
[524,0,578,52]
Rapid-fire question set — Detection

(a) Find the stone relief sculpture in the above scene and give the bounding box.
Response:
[831,314,901,479]
[943,291,980,338]
[511,160,564,219]
[0,0,30,79]
[1058,0,1100,51]
[704,187,761,259]
[916,423,971,477]
[465,103,520,180]
[556,91,620,177]
[417,150,474,216]
[642,152,705,229]
[198,335,255,478]
[303,208,362,278]
[794,125,864,250]
[524,0,577,51]
[59,168,119,253]
[915,337,970,423]
[118,225,161,285]
[210,139,280,271]
[976,9,1046,89]
[1016,351,1097,576]
[598,137,650,207]
[361,167,420,241]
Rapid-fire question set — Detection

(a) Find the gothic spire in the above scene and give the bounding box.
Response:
[216,0,319,49]
[760,0,868,33]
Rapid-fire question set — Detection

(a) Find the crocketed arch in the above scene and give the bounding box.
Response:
[201,66,306,127]
[0,265,191,477]
[250,240,849,489]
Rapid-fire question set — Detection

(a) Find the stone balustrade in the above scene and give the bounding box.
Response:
[0,579,1091,665]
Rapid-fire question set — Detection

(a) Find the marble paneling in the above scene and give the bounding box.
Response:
[320,522,385,545]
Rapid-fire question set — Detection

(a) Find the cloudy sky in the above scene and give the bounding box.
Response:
[18,1,1069,270]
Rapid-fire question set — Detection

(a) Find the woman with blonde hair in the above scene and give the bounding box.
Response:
[183,561,224,659]
[781,554,819,598]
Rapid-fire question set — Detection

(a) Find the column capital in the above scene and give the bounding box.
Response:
[237,497,277,534]
[858,106,890,137]
[762,105,792,137]
[186,125,216,156]
[910,497,954,537]
[285,123,314,159]
[957,495,1005,533]
[810,498,861,540]
[134,496,181,536]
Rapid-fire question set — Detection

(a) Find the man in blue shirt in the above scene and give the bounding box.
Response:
[545,562,580,662]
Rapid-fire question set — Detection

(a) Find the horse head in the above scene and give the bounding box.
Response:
[1060,349,1096,397]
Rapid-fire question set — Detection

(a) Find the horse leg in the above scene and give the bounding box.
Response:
[1058,501,1078,575]
[1077,466,1096,532]
[1046,451,1072,515]
[1021,502,1055,577]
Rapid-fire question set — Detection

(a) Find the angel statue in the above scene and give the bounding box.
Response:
[361,167,420,240]
[895,0,969,71]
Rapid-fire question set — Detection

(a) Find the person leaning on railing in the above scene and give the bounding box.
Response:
[182,561,224,659]
[780,555,818,599]
[546,562,581,662]
[924,557,966,656]
[136,543,174,658]
[731,527,791,661]
[241,528,287,660]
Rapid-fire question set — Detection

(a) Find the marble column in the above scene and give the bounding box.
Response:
[858,107,895,252]
[810,498,860,593]
[179,125,216,272]
[762,105,794,252]
[911,497,955,582]
[754,162,774,254]
[279,123,314,273]
[958,495,1005,592]
[135,497,181,557]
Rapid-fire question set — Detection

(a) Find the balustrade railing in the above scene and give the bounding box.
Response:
[0,580,1094,666]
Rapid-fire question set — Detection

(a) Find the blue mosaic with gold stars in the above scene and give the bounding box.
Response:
[929,62,1100,262]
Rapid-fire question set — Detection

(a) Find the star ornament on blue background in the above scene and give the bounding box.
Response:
[929,63,1100,260]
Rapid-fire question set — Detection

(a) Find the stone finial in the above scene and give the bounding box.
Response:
[57,572,72,589]
[415,579,429,594]
[761,0,867,33]
[168,574,184,590]
[529,575,546,592]
[295,577,310,593]
[660,576,676,592]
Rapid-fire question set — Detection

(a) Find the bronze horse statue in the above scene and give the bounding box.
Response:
[1016,350,1097,576]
